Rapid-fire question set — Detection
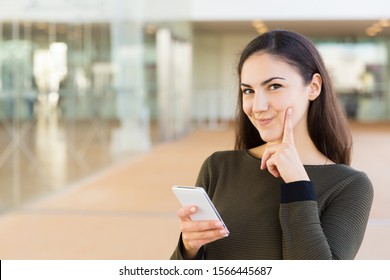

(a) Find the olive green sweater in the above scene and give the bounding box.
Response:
[170,150,373,260]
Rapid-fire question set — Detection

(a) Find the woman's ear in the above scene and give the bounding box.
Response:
[309,73,322,101]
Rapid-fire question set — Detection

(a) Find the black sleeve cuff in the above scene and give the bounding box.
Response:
[280,180,316,203]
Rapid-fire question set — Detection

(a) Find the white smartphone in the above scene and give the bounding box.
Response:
[172,185,228,231]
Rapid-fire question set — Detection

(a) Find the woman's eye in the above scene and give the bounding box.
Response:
[242,88,254,95]
[269,84,282,91]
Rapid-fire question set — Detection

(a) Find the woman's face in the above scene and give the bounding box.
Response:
[241,53,315,144]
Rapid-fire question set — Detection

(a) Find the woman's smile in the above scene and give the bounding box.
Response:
[255,117,274,127]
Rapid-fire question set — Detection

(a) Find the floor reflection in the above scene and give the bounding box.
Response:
[0,105,144,212]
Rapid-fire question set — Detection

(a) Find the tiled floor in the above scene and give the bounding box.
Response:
[0,122,388,259]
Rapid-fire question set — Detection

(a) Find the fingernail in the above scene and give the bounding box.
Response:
[215,221,222,227]
[220,229,229,236]
[190,207,196,213]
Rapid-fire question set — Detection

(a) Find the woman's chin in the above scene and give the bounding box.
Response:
[258,132,282,144]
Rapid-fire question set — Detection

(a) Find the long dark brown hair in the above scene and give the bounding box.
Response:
[234,30,352,165]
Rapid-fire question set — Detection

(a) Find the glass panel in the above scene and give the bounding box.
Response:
[0,19,148,212]
[317,40,389,121]
[0,1,193,212]
[155,25,193,141]
[0,20,39,210]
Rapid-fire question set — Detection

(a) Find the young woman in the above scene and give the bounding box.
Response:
[171,30,373,260]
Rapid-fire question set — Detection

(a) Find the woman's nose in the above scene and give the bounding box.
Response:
[252,91,269,112]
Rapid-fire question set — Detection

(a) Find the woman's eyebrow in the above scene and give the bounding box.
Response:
[260,77,286,86]
[241,77,286,88]
[240,83,252,88]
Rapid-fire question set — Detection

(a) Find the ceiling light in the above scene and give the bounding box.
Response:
[252,20,265,29]
[371,23,382,33]
[256,27,269,34]
[379,19,390,27]
[366,27,377,36]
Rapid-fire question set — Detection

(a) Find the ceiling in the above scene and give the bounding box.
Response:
[192,20,390,38]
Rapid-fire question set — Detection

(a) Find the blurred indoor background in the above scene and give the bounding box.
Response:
[0,0,389,259]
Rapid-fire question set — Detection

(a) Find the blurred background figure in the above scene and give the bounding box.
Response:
[0,0,389,259]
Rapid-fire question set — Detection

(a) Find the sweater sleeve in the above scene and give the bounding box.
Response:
[170,234,205,260]
[279,172,373,259]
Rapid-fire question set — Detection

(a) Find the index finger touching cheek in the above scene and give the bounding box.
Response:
[282,107,294,145]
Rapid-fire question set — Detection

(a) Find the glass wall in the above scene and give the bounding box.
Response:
[0,21,120,211]
[155,28,192,141]
[143,22,193,142]
[190,32,390,130]
[0,15,193,211]
[316,38,390,121]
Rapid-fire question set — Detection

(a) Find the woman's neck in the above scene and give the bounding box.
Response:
[250,129,333,165]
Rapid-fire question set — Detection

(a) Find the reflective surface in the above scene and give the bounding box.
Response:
[0,109,141,211]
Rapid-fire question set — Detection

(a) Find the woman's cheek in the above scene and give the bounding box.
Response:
[242,99,252,116]
[272,97,293,112]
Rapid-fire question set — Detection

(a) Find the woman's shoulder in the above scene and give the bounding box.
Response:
[207,149,252,162]
[307,164,373,192]
[306,163,369,178]
[200,150,254,171]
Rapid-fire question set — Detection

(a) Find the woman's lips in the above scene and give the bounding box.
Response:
[256,117,273,126]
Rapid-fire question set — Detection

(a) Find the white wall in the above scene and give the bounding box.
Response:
[190,0,390,20]
[3,0,390,22]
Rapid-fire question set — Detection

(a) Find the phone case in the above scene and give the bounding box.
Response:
[172,185,228,230]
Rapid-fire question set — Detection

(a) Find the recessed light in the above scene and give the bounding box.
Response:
[251,20,265,29]
[379,19,390,27]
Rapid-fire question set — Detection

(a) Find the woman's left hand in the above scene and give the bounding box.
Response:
[260,108,310,183]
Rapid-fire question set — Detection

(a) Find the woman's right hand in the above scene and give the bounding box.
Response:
[177,205,229,259]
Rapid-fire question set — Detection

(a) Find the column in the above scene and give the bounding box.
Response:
[110,0,150,154]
